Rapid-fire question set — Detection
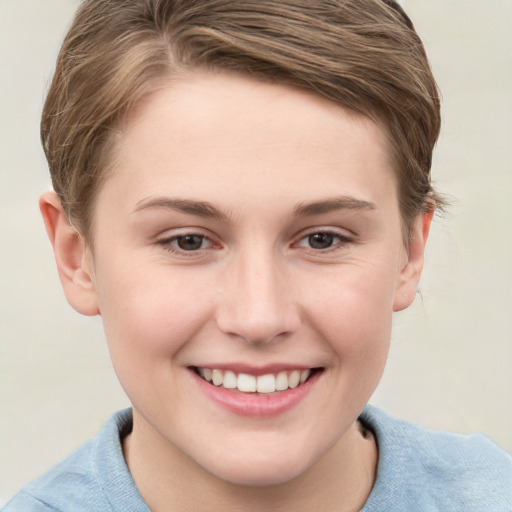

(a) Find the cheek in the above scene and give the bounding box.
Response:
[304,259,397,330]
[300,261,396,370]
[95,265,214,369]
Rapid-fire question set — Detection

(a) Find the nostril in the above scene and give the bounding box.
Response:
[215,272,301,344]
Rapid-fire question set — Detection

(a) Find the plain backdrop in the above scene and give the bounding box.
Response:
[1,0,511,502]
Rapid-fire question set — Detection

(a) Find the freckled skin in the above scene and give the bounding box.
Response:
[42,70,430,511]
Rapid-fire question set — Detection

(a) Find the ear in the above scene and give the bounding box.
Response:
[40,191,99,316]
[393,209,433,312]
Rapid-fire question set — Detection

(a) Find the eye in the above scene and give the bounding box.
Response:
[307,232,336,250]
[157,233,214,253]
[296,231,351,251]
[174,234,208,251]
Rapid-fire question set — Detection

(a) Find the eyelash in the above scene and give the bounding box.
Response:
[156,229,353,256]
[157,233,216,256]
[294,230,353,253]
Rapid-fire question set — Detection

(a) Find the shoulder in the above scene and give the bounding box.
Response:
[2,437,104,512]
[1,409,149,512]
[360,405,512,512]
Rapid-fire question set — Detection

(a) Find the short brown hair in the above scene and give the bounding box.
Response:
[41,0,441,241]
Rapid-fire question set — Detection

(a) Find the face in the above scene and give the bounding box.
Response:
[57,71,427,486]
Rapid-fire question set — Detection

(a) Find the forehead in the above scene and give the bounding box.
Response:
[103,71,397,215]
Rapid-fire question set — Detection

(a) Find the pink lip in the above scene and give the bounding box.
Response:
[192,363,314,376]
[189,368,322,418]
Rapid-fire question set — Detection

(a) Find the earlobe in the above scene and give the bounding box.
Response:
[393,210,433,312]
[40,191,99,316]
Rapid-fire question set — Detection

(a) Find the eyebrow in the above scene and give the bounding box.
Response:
[133,195,376,220]
[293,196,376,217]
[133,197,230,221]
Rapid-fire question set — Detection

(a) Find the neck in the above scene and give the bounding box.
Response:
[123,413,377,512]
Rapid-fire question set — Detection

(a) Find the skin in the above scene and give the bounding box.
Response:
[41,71,431,511]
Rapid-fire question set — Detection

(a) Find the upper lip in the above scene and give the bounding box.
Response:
[190,363,321,376]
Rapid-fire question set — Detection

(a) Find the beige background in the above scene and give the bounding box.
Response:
[1,0,511,503]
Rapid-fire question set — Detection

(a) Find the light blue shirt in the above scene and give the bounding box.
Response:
[360,406,512,511]
[3,406,511,511]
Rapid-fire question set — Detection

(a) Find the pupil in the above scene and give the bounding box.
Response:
[309,233,334,249]
[177,235,203,251]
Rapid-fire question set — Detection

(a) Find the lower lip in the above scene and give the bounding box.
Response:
[190,369,321,418]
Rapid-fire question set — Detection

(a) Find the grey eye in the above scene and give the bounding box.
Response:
[175,235,205,251]
[307,233,335,249]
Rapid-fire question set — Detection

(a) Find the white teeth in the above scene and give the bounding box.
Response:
[300,369,310,384]
[257,374,276,393]
[275,371,289,391]
[212,369,223,386]
[237,373,257,392]
[197,368,314,394]
[223,370,237,389]
[288,370,300,389]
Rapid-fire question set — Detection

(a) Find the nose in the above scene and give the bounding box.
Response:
[215,246,301,344]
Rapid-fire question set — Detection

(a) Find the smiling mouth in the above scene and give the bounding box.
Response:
[193,367,322,394]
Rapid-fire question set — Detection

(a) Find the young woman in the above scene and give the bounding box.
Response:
[4,1,511,511]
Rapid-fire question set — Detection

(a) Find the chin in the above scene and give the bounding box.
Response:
[214,462,307,487]
[197,442,318,487]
